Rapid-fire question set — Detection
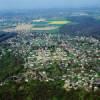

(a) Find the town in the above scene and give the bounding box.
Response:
[0,8,100,99]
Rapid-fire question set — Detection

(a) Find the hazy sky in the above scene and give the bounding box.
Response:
[0,0,100,10]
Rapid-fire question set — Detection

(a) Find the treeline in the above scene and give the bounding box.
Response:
[0,80,100,100]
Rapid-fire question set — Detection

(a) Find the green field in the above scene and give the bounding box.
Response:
[32,18,71,31]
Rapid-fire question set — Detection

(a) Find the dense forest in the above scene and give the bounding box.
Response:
[0,50,24,82]
[59,16,100,39]
[0,80,100,100]
[0,31,17,42]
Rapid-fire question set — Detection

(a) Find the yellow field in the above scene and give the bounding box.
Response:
[48,21,70,25]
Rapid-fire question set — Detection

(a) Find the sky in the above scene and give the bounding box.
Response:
[0,0,100,10]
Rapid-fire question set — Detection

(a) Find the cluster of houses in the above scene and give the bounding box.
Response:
[0,32,100,92]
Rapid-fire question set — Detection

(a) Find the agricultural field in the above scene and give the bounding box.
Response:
[32,18,71,31]
[48,20,71,25]
[1,18,71,32]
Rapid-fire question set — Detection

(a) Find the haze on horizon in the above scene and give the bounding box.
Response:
[0,0,100,10]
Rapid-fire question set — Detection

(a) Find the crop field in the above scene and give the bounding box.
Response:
[48,20,71,25]
[2,18,71,32]
[32,18,71,31]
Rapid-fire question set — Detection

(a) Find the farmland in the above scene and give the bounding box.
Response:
[2,18,71,32]
[48,20,71,25]
[32,18,71,31]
